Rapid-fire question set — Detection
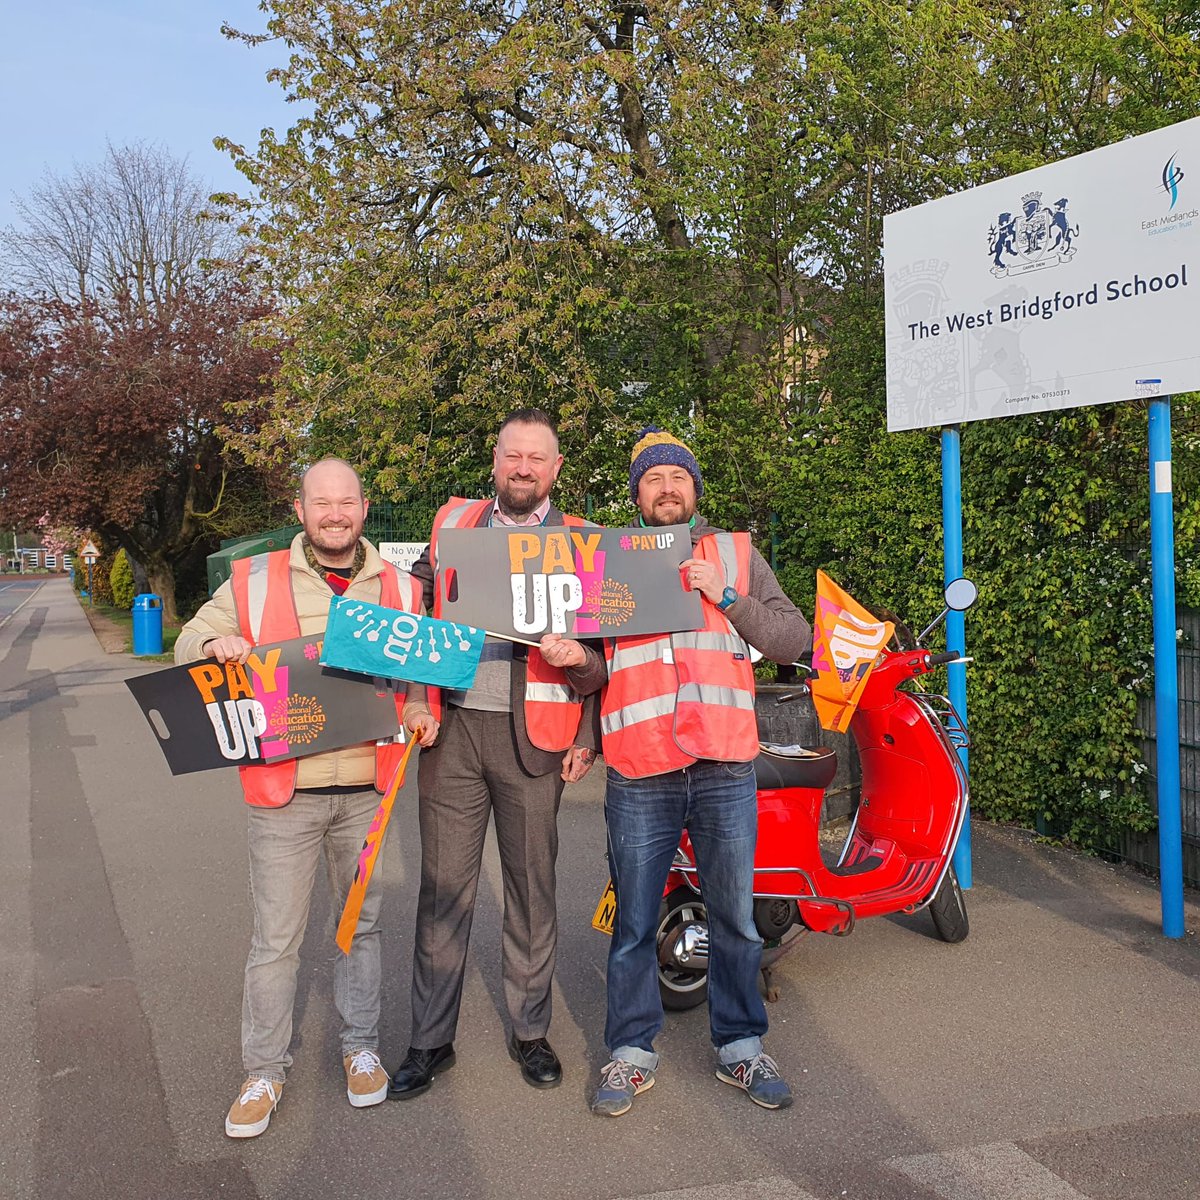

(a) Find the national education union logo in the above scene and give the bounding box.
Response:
[987,190,1079,277]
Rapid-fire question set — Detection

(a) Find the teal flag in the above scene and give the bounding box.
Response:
[322,598,485,690]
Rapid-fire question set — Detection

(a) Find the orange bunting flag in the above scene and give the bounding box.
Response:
[810,570,895,733]
[335,735,419,955]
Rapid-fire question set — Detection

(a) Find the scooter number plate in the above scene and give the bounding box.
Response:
[591,879,615,936]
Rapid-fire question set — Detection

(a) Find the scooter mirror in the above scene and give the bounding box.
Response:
[943,577,978,612]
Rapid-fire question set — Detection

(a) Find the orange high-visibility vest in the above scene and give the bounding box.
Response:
[230,549,421,807]
[425,496,587,753]
[600,532,757,779]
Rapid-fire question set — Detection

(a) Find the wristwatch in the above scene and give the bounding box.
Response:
[716,586,739,611]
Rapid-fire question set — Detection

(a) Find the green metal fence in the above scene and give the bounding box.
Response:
[364,497,443,544]
[1130,607,1200,888]
[205,497,448,594]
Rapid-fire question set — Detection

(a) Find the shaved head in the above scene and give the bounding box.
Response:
[298,457,364,503]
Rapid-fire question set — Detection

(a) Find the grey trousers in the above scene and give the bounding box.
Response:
[242,787,385,1081]
[410,707,565,1047]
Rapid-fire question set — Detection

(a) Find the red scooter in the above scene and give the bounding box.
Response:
[593,578,975,1009]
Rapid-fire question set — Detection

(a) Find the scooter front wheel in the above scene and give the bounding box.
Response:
[928,864,969,943]
[656,887,709,1011]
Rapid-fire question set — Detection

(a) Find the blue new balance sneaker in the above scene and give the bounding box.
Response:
[715,1052,793,1109]
[590,1058,656,1117]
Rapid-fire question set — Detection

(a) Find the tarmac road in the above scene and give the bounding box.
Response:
[2,578,1199,1200]
[0,577,45,627]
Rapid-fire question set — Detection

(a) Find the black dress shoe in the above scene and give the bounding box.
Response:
[387,1044,456,1100]
[508,1034,562,1088]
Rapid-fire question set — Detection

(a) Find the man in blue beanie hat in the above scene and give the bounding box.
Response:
[539,426,811,1117]
[627,426,704,504]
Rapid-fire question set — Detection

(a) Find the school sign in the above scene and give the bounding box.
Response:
[884,116,1200,431]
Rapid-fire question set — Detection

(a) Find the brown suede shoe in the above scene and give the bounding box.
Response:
[225,1077,282,1138]
[344,1049,389,1107]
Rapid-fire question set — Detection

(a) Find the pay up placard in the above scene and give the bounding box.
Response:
[435,523,703,640]
[126,635,404,775]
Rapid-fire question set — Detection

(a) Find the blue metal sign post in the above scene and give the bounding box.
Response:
[886,119,1200,935]
[941,426,972,887]
[1149,397,1185,938]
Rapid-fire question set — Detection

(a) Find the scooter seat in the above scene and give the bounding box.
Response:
[754,744,837,791]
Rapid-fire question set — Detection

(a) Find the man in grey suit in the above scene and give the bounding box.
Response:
[388,408,599,1097]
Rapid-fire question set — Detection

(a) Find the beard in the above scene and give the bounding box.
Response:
[307,523,359,560]
[495,475,548,519]
[642,495,694,527]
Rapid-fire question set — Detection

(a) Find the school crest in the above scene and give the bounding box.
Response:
[988,191,1079,277]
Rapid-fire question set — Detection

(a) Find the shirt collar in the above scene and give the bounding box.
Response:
[490,496,552,527]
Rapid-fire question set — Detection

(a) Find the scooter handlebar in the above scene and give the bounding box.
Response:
[925,650,962,667]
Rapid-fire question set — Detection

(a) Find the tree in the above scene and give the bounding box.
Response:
[219,0,934,507]
[0,283,283,622]
[109,548,136,609]
[37,515,82,563]
[1,140,232,319]
[223,0,1200,851]
[1,143,288,621]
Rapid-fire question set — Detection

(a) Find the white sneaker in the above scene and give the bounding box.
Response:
[225,1077,282,1138]
[344,1049,389,1107]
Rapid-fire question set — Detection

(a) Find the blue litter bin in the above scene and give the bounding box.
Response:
[132,594,164,655]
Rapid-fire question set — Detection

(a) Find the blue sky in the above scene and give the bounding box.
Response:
[0,2,301,229]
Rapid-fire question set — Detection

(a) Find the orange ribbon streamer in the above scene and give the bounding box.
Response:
[335,735,419,954]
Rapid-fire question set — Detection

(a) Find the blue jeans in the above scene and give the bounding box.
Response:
[242,787,387,1081]
[603,760,767,1070]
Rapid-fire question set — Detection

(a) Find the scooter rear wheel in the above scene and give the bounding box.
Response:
[657,887,709,1011]
[928,864,970,943]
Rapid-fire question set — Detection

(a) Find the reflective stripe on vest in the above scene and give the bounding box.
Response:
[526,680,578,704]
[233,550,296,645]
[230,549,419,807]
[676,682,756,711]
[604,630,744,671]
[244,555,271,642]
[523,640,584,751]
[600,531,758,778]
[601,694,674,736]
[425,497,588,751]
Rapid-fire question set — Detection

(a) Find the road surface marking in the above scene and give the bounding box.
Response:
[888,1141,1093,1199]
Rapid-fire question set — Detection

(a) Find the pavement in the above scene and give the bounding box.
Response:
[2,578,1199,1200]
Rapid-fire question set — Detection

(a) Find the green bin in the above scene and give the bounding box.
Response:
[206,525,302,596]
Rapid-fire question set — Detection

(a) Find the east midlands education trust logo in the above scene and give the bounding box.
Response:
[988,191,1079,277]
[1142,152,1196,236]
[1162,153,1184,210]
